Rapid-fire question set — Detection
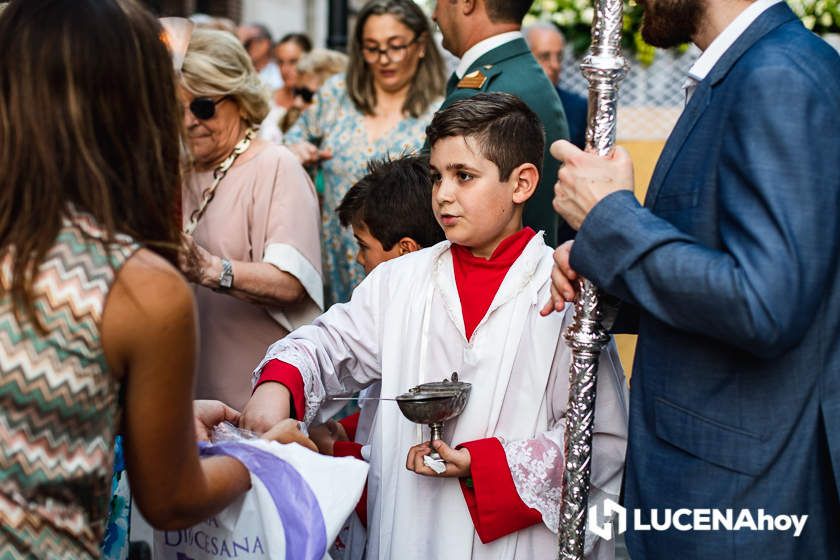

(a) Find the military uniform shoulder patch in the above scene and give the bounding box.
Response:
[457,70,487,89]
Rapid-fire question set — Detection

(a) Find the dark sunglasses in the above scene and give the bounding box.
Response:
[188,96,228,120]
[292,87,315,103]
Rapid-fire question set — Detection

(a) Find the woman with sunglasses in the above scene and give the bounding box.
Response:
[179,29,323,411]
[259,33,313,145]
[285,0,446,306]
[262,48,349,146]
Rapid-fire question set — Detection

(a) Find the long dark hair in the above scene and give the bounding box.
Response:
[0,0,182,323]
[347,0,446,118]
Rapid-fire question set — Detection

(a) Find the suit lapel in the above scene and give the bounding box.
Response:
[705,3,796,89]
[644,84,710,206]
[644,2,798,207]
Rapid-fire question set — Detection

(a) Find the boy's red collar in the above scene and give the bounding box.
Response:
[451,227,537,265]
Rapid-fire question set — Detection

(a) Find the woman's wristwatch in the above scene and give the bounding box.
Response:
[219,258,234,290]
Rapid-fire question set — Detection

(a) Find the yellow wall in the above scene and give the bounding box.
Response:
[611,140,664,380]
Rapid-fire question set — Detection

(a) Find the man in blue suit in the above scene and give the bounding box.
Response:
[546,0,840,557]
[524,23,589,149]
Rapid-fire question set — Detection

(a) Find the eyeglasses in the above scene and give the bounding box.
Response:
[188,96,228,120]
[292,86,316,103]
[361,36,419,63]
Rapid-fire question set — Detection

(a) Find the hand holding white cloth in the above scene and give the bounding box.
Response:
[154,435,368,560]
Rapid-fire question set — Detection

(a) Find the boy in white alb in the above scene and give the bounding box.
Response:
[241,93,628,560]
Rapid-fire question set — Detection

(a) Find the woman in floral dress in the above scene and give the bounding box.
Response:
[285,0,445,305]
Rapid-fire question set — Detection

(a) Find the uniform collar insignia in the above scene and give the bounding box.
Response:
[457,70,487,89]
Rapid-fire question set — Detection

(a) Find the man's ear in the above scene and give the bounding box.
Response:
[462,0,477,16]
[511,163,539,204]
[398,237,422,255]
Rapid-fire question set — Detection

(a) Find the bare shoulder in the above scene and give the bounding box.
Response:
[103,248,195,375]
[114,249,192,310]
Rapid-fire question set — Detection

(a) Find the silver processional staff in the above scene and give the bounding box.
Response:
[558,0,628,558]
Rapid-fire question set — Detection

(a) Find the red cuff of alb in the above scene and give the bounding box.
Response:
[457,437,543,543]
[253,359,305,421]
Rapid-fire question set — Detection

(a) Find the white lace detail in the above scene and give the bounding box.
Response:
[503,427,617,556]
[252,339,326,426]
[502,431,565,533]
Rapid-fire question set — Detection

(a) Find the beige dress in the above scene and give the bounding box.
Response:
[183,142,322,410]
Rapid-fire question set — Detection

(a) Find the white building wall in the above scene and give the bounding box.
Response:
[241,0,328,48]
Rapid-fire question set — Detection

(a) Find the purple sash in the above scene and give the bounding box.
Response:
[200,442,328,560]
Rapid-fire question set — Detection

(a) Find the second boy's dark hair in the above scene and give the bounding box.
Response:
[426,92,545,181]
[337,154,446,250]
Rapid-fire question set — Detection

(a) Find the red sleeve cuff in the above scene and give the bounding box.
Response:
[254,359,305,421]
[458,437,543,543]
[338,411,360,442]
[334,442,368,528]
[333,441,364,460]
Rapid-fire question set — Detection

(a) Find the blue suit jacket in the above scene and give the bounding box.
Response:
[571,4,840,558]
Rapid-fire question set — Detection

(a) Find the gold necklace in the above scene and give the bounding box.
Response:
[183,128,255,235]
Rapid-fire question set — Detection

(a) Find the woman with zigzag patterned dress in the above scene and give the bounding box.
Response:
[0,1,315,558]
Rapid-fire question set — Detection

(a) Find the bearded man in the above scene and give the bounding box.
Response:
[545,0,840,557]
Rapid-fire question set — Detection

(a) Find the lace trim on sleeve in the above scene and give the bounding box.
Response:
[502,428,619,556]
[501,430,565,533]
[251,339,326,426]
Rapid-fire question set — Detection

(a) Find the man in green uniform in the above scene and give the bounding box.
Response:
[432,0,573,244]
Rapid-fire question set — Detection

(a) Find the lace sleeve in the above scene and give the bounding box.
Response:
[501,335,628,557]
[501,426,614,557]
[501,428,565,533]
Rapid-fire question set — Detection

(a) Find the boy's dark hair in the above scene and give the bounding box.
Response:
[426,92,545,181]
[337,154,445,250]
[485,0,532,24]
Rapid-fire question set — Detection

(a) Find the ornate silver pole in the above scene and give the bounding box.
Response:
[558,1,628,558]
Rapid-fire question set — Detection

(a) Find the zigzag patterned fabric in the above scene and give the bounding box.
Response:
[0,209,139,559]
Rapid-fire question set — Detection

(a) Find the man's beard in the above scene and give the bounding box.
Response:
[640,0,704,48]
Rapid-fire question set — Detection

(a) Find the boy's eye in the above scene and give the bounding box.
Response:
[457,171,474,182]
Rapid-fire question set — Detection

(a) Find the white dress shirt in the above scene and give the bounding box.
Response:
[683,0,782,103]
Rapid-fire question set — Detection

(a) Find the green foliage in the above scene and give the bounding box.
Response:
[526,0,840,65]
[788,0,840,33]
[524,0,665,65]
